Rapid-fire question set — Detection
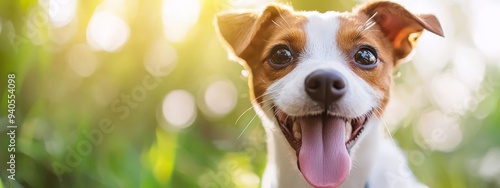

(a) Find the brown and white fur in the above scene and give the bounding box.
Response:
[214,1,443,188]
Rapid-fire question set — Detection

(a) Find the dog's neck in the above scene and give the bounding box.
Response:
[259,112,383,188]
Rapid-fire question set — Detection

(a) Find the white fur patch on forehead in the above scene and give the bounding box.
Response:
[301,11,343,61]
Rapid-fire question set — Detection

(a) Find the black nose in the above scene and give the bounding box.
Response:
[304,69,347,108]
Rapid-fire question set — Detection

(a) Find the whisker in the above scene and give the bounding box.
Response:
[237,112,259,139]
[363,21,376,31]
[359,12,378,34]
[278,12,292,29]
[363,29,381,33]
[271,20,284,29]
[381,117,397,147]
[234,94,270,126]
[234,105,256,126]
[364,12,378,28]
[374,106,397,147]
[235,94,277,139]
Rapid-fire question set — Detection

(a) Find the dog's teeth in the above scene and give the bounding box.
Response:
[345,120,352,142]
[293,122,301,139]
[294,131,301,140]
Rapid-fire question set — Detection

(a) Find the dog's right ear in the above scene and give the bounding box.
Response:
[214,4,289,59]
[356,1,444,63]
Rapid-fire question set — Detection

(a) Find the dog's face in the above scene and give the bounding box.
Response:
[215,1,443,187]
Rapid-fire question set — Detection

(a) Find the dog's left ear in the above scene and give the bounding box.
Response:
[357,1,444,62]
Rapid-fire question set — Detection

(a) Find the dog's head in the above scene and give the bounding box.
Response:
[215,1,443,187]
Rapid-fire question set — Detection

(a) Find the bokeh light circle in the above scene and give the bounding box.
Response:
[144,41,177,77]
[203,79,238,117]
[162,90,197,129]
[162,0,200,42]
[48,0,77,27]
[416,111,463,152]
[86,11,130,52]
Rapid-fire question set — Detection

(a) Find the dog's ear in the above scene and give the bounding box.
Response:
[356,1,444,62]
[214,4,289,59]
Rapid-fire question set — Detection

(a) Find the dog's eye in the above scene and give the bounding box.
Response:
[269,45,294,68]
[354,47,378,69]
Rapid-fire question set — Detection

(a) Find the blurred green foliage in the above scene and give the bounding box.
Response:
[1,0,500,188]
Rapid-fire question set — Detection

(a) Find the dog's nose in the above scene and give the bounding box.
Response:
[304,69,347,107]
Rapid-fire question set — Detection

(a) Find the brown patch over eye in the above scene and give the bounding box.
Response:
[237,12,307,104]
[336,14,396,116]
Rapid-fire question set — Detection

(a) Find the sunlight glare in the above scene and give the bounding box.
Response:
[86,11,130,52]
[162,0,201,42]
[471,0,500,59]
[48,0,77,27]
[452,44,485,90]
[231,0,276,8]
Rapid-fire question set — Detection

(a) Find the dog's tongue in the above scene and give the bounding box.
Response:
[297,116,350,188]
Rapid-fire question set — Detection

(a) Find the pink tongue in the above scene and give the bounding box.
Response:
[297,116,350,188]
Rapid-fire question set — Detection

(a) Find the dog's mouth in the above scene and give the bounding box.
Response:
[274,107,373,188]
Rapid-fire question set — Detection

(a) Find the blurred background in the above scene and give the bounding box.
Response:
[0,0,499,187]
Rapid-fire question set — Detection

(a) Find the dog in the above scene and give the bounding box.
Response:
[214,1,443,187]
